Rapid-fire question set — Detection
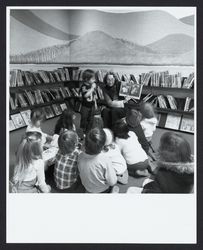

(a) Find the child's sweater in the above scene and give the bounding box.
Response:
[103,144,127,175]
[14,159,50,193]
[115,131,148,165]
[140,117,158,139]
[78,152,117,193]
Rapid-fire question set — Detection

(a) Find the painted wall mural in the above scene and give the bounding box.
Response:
[10,9,195,65]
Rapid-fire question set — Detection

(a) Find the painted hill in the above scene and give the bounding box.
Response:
[53,31,193,65]
[180,15,194,26]
[147,34,194,54]
[27,9,194,46]
[10,30,194,65]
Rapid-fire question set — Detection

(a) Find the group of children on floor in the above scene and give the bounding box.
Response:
[10,69,194,194]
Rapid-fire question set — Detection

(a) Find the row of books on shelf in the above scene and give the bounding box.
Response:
[142,93,194,112]
[9,103,68,131]
[10,67,194,89]
[9,85,104,111]
[9,86,80,110]
[157,113,194,133]
[96,70,194,89]
[10,67,82,87]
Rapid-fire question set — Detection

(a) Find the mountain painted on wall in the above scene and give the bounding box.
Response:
[10,30,194,65]
[10,9,195,65]
[180,15,194,26]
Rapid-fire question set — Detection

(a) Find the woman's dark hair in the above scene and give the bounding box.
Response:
[103,71,118,85]
[54,109,75,135]
[82,69,95,82]
[159,132,192,163]
[85,128,106,155]
[112,118,129,139]
[30,109,45,125]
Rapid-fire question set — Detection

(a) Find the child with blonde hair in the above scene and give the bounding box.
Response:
[11,131,51,193]
[140,102,158,142]
[26,109,52,146]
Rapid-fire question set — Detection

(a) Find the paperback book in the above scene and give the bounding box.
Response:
[11,113,26,129]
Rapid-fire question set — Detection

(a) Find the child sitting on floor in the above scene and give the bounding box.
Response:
[112,118,150,177]
[11,132,51,193]
[142,132,194,193]
[103,128,128,184]
[140,102,158,142]
[54,109,76,135]
[78,128,117,193]
[26,109,52,147]
[54,130,81,193]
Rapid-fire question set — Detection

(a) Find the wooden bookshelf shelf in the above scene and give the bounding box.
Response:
[155,107,194,116]
[142,86,194,99]
[10,80,81,92]
[10,99,65,115]
[9,66,194,134]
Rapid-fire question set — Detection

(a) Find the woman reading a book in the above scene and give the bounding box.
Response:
[101,72,130,128]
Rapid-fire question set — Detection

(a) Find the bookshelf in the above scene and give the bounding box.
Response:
[9,66,194,134]
[9,67,83,132]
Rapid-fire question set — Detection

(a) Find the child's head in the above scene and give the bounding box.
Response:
[14,131,42,183]
[90,115,104,130]
[58,130,78,155]
[61,109,75,130]
[140,102,155,119]
[104,72,117,87]
[112,118,130,139]
[85,128,106,155]
[159,132,192,163]
[82,69,95,84]
[30,109,45,127]
[126,108,141,128]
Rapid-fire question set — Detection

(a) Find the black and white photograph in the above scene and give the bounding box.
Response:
[7,5,196,244]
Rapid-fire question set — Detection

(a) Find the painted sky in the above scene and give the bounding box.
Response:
[97,7,195,19]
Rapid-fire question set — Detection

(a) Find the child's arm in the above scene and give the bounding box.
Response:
[82,83,96,99]
[35,159,51,193]
[105,162,117,186]
[103,92,124,108]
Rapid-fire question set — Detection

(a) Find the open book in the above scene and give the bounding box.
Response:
[119,81,143,100]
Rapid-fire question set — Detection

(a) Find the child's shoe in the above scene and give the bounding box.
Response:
[111,185,120,193]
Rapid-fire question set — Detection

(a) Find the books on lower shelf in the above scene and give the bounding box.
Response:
[43,106,55,119]
[180,116,194,133]
[9,119,16,131]
[60,103,68,111]
[52,104,62,116]
[184,97,194,112]
[165,114,182,130]
[20,110,31,125]
[10,113,26,128]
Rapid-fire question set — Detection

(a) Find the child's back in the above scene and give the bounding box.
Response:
[12,132,50,193]
[103,128,127,175]
[78,128,117,193]
[140,117,158,139]
[54,130,80,192]
[78,151,116,193]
